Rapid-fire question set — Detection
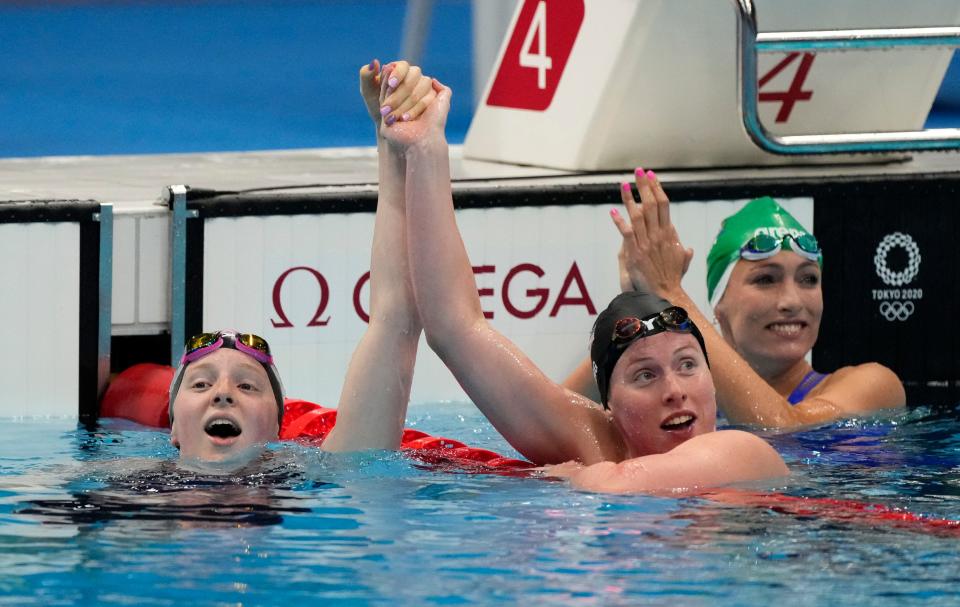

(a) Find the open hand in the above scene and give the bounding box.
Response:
[610,169,693,299]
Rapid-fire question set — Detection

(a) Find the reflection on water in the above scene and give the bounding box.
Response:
[17,455,318,530]
[0,403,956,606]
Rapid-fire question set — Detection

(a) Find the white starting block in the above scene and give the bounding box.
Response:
[464,0,960,170]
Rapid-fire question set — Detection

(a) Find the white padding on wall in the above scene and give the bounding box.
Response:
[0,222,80,417]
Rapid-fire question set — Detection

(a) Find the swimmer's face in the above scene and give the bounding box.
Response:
[170,348,280,462]
[607,331,716,457]
[715,251,823,377]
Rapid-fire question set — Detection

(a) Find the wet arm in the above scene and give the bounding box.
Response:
[564,430,788,494]
[662,289,903,428]
[401,92,620,465]
[323,61,427,452]
[560,357,601,403]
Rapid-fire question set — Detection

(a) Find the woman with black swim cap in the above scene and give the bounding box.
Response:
[386,82,786,493]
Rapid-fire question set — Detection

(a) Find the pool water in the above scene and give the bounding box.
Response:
[0,2,957,158]
[0,403,958,606]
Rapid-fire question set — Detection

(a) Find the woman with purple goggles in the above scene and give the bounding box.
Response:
[165,59,443,464]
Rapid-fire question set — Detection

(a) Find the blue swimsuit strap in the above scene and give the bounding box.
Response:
[787,369,829,405]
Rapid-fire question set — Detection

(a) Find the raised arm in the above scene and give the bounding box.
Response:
[612,170,904,430]
[390,86,621,465]
[323,60,437,452]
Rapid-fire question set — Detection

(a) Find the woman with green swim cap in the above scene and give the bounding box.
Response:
[599,170,905,429]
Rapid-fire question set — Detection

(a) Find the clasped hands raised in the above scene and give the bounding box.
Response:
[359,62,686,299]
[359,59,450,148]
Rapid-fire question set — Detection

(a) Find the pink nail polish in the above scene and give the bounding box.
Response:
[385,114,396,126]
[401,112,411,122]
[388,76,399,89]
[620,182,631,193]
[610,208,621,217]
[380,105,392,117]
[634,167,644,178]
[646,170,657,180]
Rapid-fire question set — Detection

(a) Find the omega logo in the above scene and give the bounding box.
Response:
[271,266,331,328]
[270,261,596,329]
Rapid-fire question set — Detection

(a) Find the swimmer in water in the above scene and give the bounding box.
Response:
[385,81,787,493]
[564,174,905,430]
[167,60,442,463]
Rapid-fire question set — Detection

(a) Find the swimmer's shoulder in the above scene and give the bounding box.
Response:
[810,362,905,412]
[674,430,788,479]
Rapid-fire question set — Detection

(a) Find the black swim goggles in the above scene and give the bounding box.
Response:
[740,232,820,262]
[610,306,693,348]
[595,307,699,408]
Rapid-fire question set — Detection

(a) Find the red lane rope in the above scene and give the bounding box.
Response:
[101,363,534,473]
[703,490,960,538]
[103,364,960,530]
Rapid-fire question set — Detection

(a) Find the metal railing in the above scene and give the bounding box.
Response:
[734,0,960,154]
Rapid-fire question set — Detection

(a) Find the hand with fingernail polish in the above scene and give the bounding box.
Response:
[375,63,449,151]
[611,204,651,295]
[609,168,694,300]
[360,59,443,137]
[359,58,386,126]
[376,60,444,131]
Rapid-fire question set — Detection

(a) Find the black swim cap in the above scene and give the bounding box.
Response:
[590,291,709,408]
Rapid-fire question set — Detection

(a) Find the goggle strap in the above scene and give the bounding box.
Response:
[181,336,224,365]
[180,332,274,365]
[234,339,274,365]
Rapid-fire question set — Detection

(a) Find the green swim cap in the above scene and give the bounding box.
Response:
[706,196,819,308]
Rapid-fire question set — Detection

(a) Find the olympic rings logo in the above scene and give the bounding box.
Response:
[879,301,915,322]
[874,232,921,286]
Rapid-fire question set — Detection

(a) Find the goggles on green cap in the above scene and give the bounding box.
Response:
[740,232,820,262]
[706,196,821,309]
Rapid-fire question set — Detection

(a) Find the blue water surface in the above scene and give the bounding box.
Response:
[0,403,958,606]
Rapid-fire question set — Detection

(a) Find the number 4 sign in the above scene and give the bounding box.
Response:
[759,52,816,123]
[486,0,585,111]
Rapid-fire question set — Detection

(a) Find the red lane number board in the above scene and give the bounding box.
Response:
[486,0,585,111]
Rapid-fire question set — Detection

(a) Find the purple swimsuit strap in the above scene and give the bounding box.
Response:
[787,370,829,405]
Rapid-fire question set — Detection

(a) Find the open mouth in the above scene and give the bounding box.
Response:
[205,418,242,439]
[661,414,695,431]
